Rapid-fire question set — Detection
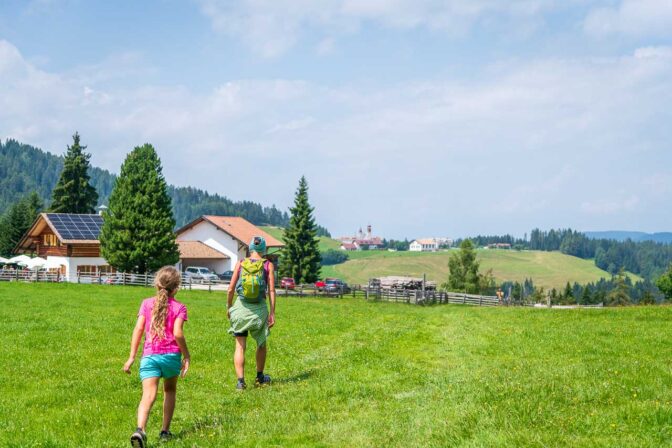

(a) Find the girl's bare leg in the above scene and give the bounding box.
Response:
[162,376,178,432]
[137,377,160,431]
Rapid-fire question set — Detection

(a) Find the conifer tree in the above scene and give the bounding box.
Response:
[99,144,179,273]
[444,239,481,293]
[50,133,98,213]
[607,269,631,306]
[0,192,43,256]
[280,176,321,283]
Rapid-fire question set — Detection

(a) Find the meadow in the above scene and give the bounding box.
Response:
[2,282,671,447]
[320,249,633,290]
[259,227,634,289]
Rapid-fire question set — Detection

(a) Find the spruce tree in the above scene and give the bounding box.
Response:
[50,132,99,213]
[280,176,321,283]
[444,239,481,293]
[99,144,179,273]
[607,269,631,306]
[0,192,43,256]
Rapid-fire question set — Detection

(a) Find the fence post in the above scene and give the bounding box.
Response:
[123,273,126,286]
[144,274,149,287]
[479,295,483,306]
[77,272,81,284]
[209,282,212,293]
[463,292,466,304]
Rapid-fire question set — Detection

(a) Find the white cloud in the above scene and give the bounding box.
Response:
[1,39,671,236]
[584,0,672,38]
[197,0,556,57]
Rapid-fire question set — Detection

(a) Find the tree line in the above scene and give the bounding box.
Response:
[463,228,672,280]
[0,138,301,229]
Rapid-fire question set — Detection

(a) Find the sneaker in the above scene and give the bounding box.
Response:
[255,374,272,387]
[159,430,173,442]
[236,379,247,390]
[130,428,147,448]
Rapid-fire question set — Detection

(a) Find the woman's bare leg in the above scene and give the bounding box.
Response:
[234,336,247,379]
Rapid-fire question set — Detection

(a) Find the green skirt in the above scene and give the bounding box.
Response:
[228,297,270,347]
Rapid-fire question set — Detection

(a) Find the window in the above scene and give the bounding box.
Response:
[77,265,97,274]
[42,234,59,246]
[98,265,116,274]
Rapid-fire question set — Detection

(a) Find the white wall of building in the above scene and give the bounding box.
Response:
[409,241,422,252]
[177,221,245,270]
[47,255,109,281]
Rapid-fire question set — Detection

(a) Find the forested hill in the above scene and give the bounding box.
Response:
[585,231,672,244]
[0,139,323,232]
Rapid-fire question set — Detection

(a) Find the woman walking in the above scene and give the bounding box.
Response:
[227,236,276,389]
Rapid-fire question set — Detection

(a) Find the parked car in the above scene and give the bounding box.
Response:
[218,270,234,281]
[280,277,296,289]
[315,279,326,291]
[324,278,351,293]
[184,266,219,283]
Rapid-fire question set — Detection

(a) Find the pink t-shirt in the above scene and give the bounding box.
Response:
[138,297,188,356]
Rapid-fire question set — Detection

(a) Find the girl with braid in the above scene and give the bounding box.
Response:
[123,266,190,447]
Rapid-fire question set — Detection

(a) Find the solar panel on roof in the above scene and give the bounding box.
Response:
[46,213,103,241]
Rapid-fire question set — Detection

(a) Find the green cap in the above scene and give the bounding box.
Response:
[249,236,267,255]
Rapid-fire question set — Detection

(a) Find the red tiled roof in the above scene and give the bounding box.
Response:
[176,216,284,248]
[177,241,228,259]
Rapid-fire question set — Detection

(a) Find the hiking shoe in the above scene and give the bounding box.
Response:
[236,379,247,390]
[255,374,272,387]
[159,430,173,442]
[130,428,147,448]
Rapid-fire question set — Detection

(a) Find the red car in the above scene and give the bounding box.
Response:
[315,279,326,291]
[280,277,296,289]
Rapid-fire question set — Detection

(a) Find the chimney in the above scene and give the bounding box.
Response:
[97,205,108,216]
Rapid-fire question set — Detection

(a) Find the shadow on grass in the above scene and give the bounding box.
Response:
[271,368,315,385]
[174,368,317,441]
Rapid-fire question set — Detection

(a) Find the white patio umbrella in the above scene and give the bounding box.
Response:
[24,257,48,269]
[0,256,8,264]
[8,255,32,266]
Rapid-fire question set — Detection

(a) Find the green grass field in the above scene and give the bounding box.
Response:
[2,282,672,447]
[256,227,635,289]
[321,249,641,290]
[260,226,341,252]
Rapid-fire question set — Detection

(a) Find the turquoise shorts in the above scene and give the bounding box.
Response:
[139,353,182,381]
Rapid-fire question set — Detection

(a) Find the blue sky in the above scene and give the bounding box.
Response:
[1,0,671,239]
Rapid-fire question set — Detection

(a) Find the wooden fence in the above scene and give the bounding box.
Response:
[362,287,500,306]
[0,269,501,306]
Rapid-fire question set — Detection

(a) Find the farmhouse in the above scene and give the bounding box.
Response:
[14,213,111,280]
[409,239,439,252]
[486,243,512,250]
[175,215,284,272]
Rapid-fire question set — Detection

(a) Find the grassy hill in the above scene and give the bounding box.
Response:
[2,282,671,447]
[260,226,341,252]
[321,249,641,290]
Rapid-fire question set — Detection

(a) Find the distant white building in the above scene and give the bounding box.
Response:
[339,225,383,250]
[410,239,439,252]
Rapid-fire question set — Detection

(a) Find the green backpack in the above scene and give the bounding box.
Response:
[237,259,267,301]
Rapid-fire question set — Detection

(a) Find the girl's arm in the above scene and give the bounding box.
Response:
[226,262,241,319]
[123,315,145,374]
[173,317,190,378]
[267,262,276,328]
